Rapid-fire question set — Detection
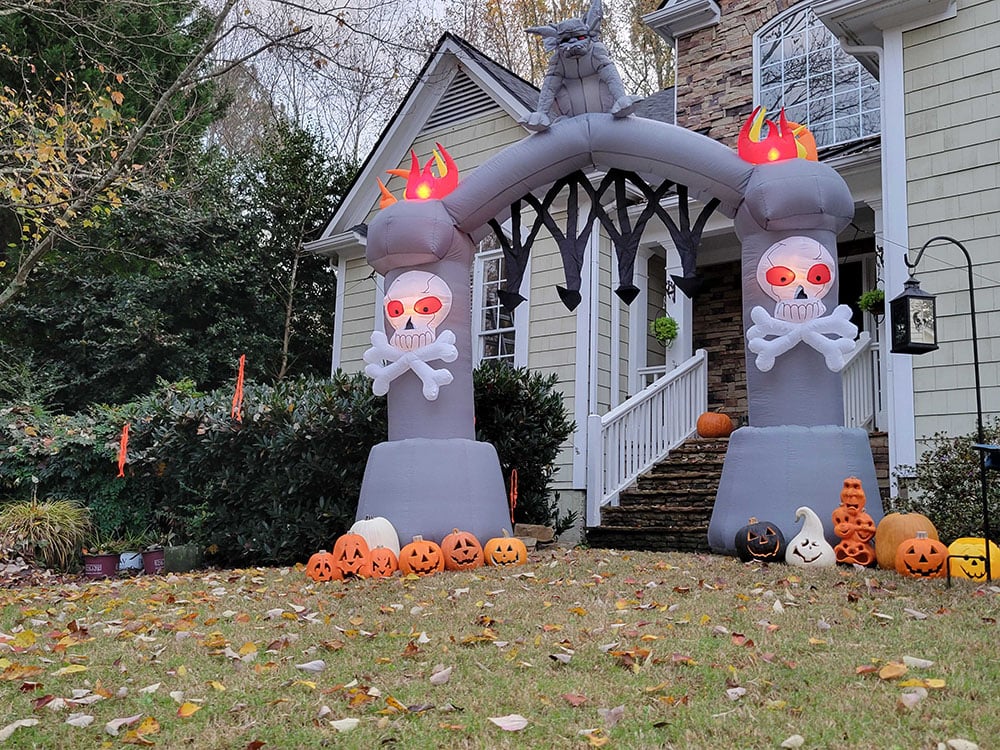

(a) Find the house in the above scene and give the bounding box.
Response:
[307,0,998,543]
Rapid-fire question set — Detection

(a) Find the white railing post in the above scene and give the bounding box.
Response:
[842,332,874,430]
[586,414,603,527]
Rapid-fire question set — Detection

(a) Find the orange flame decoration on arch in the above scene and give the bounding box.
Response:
[738,106,818,164]
[377,143,459,208]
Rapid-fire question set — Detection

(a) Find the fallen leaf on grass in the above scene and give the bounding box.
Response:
[562,693,587,707]
[897,687,927,711]
[725,687,746,701]
[429,666,452,685]
[780,735,805,748]
[177,702,201,718]
[488,714,528,731]
[598,705,624,728]
[944,740,979,750]
[902,656,934,669]
[105,713,143,736]
[66,713,94,728]
[295,660,326,673]
[330,718,359,732]
[878,663,908,680]
[0,718,39,741]
[578,728,610,746]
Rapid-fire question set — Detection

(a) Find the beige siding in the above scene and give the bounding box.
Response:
[339,257,380,373]
[904,0,1000,448]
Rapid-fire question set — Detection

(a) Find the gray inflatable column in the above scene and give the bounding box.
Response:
[356,199,513,544]
[707,159,882,553]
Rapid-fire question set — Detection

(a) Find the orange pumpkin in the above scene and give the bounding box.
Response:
[484,530,528,567]
[441,528,484,571]
[369,546,398,578]
[305,550,342,582]
[874,512,938,569]
[332,532,372,579]
[895,531,948,579]
[696,411,734,438]
[398,535,445,576]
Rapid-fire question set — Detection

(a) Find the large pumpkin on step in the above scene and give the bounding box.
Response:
[332,532,372,579]
[441,528,484,571]
[874,512,938,569]
[697,411,734,438]
[398,536,445,576]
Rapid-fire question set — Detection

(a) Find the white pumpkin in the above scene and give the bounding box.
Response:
[349,516,400,556]
[785,506,836,568]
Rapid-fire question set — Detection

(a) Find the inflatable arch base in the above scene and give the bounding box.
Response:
[356,438,514,545]
[707,425,882,554]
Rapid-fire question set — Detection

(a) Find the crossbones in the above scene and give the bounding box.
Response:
[746,304,857,372]
[363,330,458,400]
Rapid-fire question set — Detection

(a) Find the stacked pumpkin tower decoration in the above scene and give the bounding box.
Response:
[831,477,877,566]
[305,517,526,582]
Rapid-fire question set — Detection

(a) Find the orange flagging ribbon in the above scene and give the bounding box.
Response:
[116,422,130,478]
[230,354,246,422]
[509,468,518,524]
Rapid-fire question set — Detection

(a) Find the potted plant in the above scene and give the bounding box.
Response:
[117,530,151,574]
[649,314,679,347]
[857,288,885,316]
[81,533,122,578]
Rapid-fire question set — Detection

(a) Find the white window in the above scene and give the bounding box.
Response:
[754,5,879,149]
[472,239,527,367]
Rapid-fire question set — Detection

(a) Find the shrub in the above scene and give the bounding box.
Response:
[0,497,92,569]
[474,363,575,532]
[893,419,1000,544]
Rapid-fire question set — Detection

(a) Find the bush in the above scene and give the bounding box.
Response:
[474,363,575,532]
[0,497,92,570]
[0,364,574,567]
[893,420,1000,544]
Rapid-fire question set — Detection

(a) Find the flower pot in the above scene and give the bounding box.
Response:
[118,551,144,572]
[142,549,166,575]
[163,544,201,573]
[83,553,119,578]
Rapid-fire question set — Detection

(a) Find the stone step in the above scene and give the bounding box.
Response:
[585,525,710,553]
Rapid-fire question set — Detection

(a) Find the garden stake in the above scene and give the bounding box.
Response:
[116,422,130,478]
[509,469,518,524]
[230,354,246,422]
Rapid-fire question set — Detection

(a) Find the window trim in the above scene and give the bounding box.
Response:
[752,3,880,150]
[471,244,529,368]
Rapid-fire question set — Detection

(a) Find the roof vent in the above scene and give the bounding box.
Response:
[421,70,500,133]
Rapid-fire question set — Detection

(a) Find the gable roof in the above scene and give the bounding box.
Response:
[311,33,540,251]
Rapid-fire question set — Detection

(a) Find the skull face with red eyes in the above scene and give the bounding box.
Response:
[756,237,835,323]
[384,270,453,351]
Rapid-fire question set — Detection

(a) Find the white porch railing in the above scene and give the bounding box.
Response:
[842,331,876,430]
[586,349,708,526]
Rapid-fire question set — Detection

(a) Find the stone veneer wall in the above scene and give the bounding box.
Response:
[675,0,808,146]
[692,260,747,423]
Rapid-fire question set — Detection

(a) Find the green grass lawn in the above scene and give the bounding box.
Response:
[0,548,996,749]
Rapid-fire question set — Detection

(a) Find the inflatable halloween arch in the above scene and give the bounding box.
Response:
[354,6,881,549]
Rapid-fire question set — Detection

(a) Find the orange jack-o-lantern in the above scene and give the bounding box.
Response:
[894,531,948,579]
[332,532,372,579]
[441,528,484,571]
[398,535,445,576]
[305,550,342,582]
[369,546,399,578]
[948,537,1000,581]
[484,530,528,567]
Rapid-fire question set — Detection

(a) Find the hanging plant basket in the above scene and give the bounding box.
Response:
[650,315,679,347]
[857,289,885,316]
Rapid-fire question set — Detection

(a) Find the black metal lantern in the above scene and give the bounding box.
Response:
[890,277,938,354]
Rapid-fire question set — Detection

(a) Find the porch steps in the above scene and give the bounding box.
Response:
[585,437,728,552]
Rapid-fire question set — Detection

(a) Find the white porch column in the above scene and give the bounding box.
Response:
[663,241,693,368]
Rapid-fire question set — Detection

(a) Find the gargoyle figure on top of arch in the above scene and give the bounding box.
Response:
[521,0,642,132]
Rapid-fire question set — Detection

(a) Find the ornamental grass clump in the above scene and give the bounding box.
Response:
[0,498,92,570]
